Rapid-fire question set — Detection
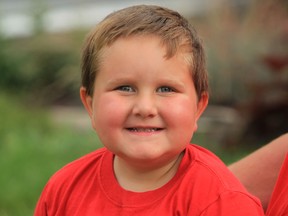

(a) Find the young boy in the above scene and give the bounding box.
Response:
[34,5,264,215]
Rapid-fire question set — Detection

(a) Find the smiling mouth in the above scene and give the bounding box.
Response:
[126,128,163,132]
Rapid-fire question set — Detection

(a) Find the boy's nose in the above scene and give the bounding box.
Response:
[132,94,158,118]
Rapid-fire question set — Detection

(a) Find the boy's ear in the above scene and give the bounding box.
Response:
[194,92,209,132]
[80,87,93,118]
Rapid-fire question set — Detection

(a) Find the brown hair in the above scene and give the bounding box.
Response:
[81,5,208,98]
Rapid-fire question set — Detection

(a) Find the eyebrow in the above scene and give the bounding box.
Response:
[105,77,135,89]
[106,77,133,85]
[158,78,186,90]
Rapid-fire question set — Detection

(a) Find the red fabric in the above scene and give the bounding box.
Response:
[34,144,264,216]
[266,154,288,216]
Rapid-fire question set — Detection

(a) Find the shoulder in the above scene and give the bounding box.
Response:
[181,145,264,214]
[200,190,265,215]
[44,147,107,195]
[34,148,109,215]
[186,144,245,190]
[51,147,106,181]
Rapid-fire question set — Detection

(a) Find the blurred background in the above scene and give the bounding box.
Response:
[0,0,287,215]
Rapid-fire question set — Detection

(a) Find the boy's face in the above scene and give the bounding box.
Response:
[81,35,208,168]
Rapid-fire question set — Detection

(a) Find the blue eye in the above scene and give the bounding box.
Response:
[157,86,174,93]
[116,85,134,92]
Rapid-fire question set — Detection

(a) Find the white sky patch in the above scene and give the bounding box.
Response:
[0,13,34,37]
[0,0,231,38]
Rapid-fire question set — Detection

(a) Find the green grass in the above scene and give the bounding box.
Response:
[0,94,101,216]
[0,93,251,216]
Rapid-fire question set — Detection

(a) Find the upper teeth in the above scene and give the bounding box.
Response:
[130,128,158,132]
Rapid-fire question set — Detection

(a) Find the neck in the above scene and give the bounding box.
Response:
[113,152,184,192]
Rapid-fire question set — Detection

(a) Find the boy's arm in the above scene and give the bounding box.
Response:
[228,133,288,210]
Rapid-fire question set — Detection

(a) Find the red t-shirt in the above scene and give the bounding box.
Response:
[34,144,264,215]
[266,154,288,216]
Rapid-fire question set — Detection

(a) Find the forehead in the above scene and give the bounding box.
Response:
[95,36,192,84]
[100,34,193,66]
[99,35,167,71]
[99,35,192,73]
[103,35,162,54]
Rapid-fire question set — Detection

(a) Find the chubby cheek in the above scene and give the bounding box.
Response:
[91,95,128,135]
[163,98,199,136]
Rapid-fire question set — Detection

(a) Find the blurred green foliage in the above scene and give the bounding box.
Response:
[0,93,101,216]
[0,31,85,105]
